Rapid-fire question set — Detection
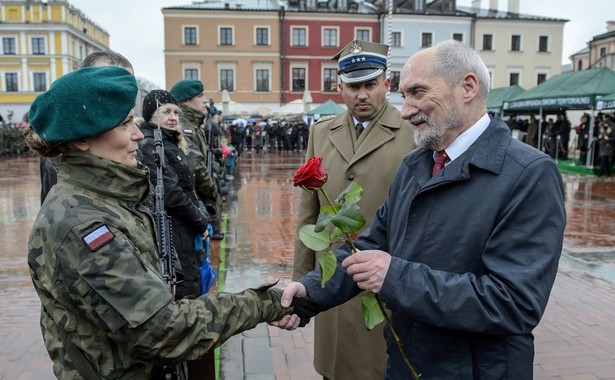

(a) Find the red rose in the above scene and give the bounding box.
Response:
[293,156,328,191]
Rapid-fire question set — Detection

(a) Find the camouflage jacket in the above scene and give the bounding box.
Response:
[178,106,217,200]
[28,151,289,379]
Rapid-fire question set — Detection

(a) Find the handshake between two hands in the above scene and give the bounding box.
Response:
[270,249,392,331]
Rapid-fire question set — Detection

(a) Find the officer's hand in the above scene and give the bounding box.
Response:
[278,282,318,327]
[342,250,391,293]
[280,282,307,307]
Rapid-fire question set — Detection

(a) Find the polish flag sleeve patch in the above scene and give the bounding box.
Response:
[82,225,115,252]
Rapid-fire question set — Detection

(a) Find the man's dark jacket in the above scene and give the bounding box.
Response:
[299,116,566,379]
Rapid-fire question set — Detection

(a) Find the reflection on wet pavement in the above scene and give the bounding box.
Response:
[1,153,615,379]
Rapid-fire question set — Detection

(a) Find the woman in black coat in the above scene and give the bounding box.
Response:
[139,90,211,300]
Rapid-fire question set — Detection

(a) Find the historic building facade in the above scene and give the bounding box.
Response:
[0,0,108,121]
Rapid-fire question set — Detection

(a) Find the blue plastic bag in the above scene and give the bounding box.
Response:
[197,225,217,294]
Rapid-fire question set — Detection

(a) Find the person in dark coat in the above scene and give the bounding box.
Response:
[277,40,566,379]
[576,113,591,164]
[597,121,614,177]
[138,90,211,300]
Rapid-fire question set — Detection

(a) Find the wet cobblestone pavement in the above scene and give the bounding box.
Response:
[1,153,615,379]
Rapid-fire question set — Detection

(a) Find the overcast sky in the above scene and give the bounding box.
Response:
[67,0,613,89]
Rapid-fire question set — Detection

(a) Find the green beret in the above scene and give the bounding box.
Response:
[170,79,204,102]
[29,66,137,143]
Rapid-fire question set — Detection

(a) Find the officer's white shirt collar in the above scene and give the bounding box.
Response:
[440,113,490,163]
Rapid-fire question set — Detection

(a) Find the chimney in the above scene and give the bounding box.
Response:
[471,0,481,11]
[508,0,519,14]
[607,21,615,32]
[489,0,498,12]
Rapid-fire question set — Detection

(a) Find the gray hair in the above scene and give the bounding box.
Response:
[431,40,490,98]
[80,50,133,71]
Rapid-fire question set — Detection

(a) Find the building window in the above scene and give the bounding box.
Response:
[452,33,463,42]
[256,69,269,92]
[5,73,18,92]
[323,28,337,47]
[184,27,197,45]
[509,72,519,86]
[356,29,370,41]
[482,34,493,51]
[511,35,521,51]
[220,69,234,91]
[2,37,16,55]
[577,60,583,71]
[292,27,307,47]
[392,32,402,47]
[292,67,305,92]
[323,68,337,92]
[600,47,606,57]
[220,27,233,46]
[184,68,199,79]
[421,32,432,48]
[256,28,269,46]
[390,71,400,92]
[538,36,549,52]
[33,72,46,92]
[537,73,547,85]
[31,37,45,55]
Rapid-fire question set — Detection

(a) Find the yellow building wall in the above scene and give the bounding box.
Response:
[4,5,23,21]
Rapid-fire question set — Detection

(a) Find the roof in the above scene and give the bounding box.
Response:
[592,30,615,42]
[456,5,568,22]
[503,68,615,112]
[164,0,380,13]
[486,85,525,113]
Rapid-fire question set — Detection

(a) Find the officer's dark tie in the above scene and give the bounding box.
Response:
[432,150,448,176]
[356,123,364,139]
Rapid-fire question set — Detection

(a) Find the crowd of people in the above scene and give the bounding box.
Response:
[505,110,615,176]
[0,111,30,156]
[228,119,310,156]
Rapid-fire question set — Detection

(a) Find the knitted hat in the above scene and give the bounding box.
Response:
[142,90,178,123]
[170,79,204,102]
[332,39,389,84]
[29,66,137,143]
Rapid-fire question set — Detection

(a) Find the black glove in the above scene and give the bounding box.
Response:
[290,297,321,327]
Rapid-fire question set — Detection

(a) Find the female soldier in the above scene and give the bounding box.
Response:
[139,90,209,300]
[25,66,295,379]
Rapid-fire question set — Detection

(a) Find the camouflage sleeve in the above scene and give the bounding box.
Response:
[121,284,290,363]
[68,224,288,364]
[181,126,217,200]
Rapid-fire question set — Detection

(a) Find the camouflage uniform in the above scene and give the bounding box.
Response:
[28,151,289,379]
[178,106,224,230]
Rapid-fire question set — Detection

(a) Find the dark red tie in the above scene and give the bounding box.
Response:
[432,150,448,176]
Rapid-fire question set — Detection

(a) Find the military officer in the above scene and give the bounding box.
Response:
[292,39,416,380]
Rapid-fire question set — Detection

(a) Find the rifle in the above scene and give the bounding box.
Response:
[151,100,187,380]
[153,110,176,290]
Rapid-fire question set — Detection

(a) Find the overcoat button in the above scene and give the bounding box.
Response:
[347,174,355,181]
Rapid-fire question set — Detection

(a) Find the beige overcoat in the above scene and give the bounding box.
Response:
[293,101,415,380]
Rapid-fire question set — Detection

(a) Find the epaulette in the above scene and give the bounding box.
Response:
[313,115,336,125]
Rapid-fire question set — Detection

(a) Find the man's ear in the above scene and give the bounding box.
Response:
[460,73,479,103]
[69,139,89,152]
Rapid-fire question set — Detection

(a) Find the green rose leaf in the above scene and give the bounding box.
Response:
[299,224,331,251]
[314,209,334,232]
[336,182,363,206]
[362,292,385,330]
[330,227,342,241]
[318,251,337,287]
[330,203,366,233]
